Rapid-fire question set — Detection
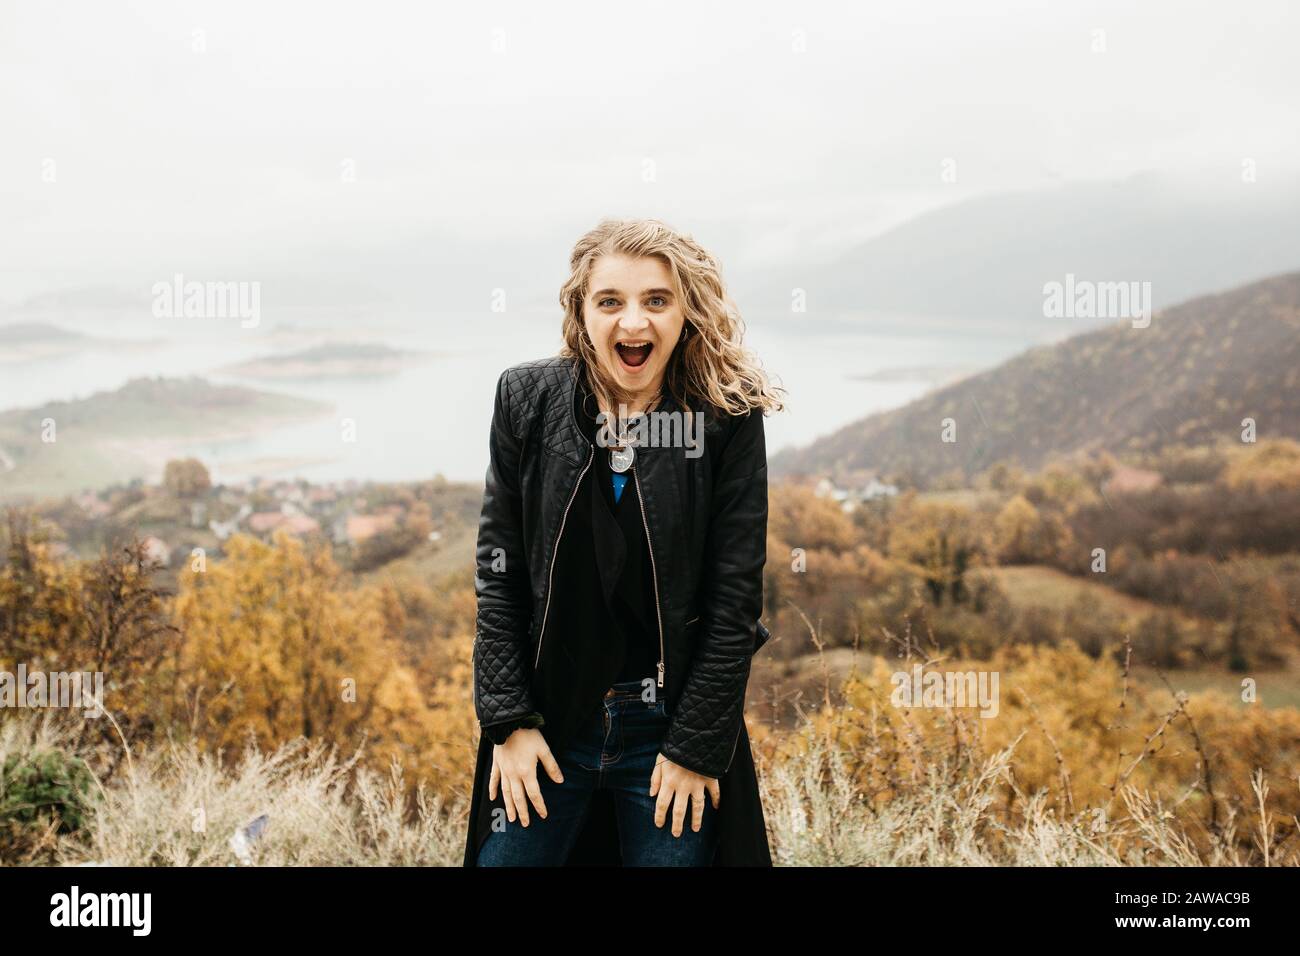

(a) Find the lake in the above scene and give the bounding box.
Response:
[0,305,1030,487]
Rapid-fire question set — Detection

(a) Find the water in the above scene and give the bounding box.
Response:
[0,307,1030,486]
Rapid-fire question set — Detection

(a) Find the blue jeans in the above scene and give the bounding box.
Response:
[477,680,719,866]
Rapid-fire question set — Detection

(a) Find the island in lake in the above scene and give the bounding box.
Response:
[219,343,436,381]
[0,377,333,502]
[0,322,161,364]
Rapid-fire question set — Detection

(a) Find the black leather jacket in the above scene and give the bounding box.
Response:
[472,356,771,779]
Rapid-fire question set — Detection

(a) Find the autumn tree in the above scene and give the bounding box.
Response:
[162,458,212,499]
[174,531,444,776]
[991,494,1072,565]
[886,494,987,606]
[763,484,887,652]
[0,509,180,772]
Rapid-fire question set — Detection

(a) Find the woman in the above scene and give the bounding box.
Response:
[463,218,784,866]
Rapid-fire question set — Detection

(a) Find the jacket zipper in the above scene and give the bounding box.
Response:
[631,464,666,688]
[534,444,595,670]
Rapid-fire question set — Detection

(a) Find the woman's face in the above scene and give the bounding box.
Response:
[582,253,685,411]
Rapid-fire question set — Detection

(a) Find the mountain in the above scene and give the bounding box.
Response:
[745,176,1300,338]
[13,176,1296,338]
[770,272,1300,486]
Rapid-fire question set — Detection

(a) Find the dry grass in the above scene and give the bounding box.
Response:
[2,700,1290,866]
[751,626,1300,867]
[2,716,465,867]
[760,726,1257,866]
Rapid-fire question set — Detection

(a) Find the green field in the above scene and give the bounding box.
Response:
[1131,664,1300,710]
[976,564,1204,626]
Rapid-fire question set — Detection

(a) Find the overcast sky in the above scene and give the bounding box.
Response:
[3,0,1298,302]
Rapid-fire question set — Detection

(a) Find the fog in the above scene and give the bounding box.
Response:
[2,0,1297,481]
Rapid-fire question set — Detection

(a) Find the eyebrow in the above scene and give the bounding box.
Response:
[591,287,675,299]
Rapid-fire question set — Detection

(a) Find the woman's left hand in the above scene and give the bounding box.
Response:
[650,754,720,836]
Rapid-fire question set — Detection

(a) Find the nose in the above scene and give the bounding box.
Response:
[618,311,651,336]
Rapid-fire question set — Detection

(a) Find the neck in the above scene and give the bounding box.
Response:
[611,387,663,419]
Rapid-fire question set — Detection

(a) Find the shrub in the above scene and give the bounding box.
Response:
[0,748,97,861]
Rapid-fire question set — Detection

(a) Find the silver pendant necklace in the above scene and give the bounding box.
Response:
[586,386,657,474]
[608,415,636,472]
[609,443,635,473]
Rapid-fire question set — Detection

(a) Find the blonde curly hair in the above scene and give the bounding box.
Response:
[558,217,785,420]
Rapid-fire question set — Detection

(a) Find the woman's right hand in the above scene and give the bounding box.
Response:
[489,728,564,826]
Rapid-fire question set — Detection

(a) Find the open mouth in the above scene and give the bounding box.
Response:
[614,341,654,370]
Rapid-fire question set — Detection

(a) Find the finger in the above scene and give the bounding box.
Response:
[654,785,672,828]
[523,770,548,820]
[489,757,500,802]
[509,776,532,827]
[500,775,516,823]
[691,788,705,832]
[538,747,564,785]
[671,788,688,838]
[707,778,721,810]
[649,756,662,796]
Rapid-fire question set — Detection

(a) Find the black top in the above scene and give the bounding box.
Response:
[482,372,660,746]
[577,379,661,687]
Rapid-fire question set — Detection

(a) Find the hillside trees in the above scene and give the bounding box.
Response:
[0,510,180,765]
[174,531,448,775]
[764,484,888,653]
[886,493,988,606]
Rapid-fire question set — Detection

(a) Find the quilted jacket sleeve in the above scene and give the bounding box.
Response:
[472,368,542,737]
[659,407,768,779]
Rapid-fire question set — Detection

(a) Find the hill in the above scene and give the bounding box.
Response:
[771,271,1300,485]
[747,177,1300,335]
[0,322,82,363]
[0,377,331,501]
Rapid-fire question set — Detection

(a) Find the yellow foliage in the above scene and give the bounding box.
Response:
[1223,438,1300,491]
[1,521,179,738]
[992,494,1041,563]
[768,484,860,553]
[174,531,470,793]
[791,643,1300,857]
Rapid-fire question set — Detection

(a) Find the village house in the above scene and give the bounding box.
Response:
[247,511,321,537]
[140,535,170,567]
[75,493,112,519]
[209,503,252,541]
[342,511,399,544]
[1102,464,1163,496]
[814,475,900,512]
